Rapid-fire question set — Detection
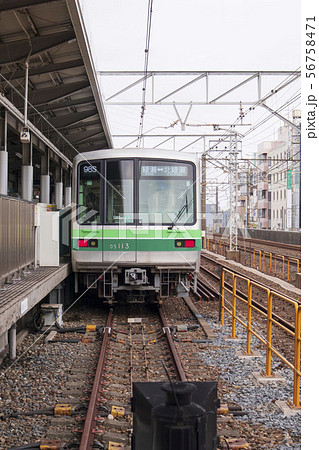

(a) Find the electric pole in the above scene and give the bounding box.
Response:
[201,153,207,247]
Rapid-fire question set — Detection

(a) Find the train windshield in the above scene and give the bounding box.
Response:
[106,160,134,224]
[138,160,195,225]
[78,161,102,224]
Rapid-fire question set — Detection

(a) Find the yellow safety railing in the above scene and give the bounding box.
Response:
[221,268,301,408]
[273,254,285,279]
[205,238,301,284]
[287,258,300,282]
[253,249,262,270]
[262,251,272,273]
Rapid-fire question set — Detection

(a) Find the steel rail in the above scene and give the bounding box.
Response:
[159,308,187,382]
[79,309,113,450]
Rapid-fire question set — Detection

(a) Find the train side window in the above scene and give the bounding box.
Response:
[78,161,102,224]
[106,160,134,224]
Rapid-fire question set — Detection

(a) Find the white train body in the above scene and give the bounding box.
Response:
[71,148,201,303]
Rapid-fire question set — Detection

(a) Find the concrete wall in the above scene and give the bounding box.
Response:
[217,228,301,245]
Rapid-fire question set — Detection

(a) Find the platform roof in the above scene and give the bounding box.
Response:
[0,0,113,163]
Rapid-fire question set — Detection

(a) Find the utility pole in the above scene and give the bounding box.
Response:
[201,153,207,247]
[228,132,239,254]
[246,161,250,229]
[215,185,218,233]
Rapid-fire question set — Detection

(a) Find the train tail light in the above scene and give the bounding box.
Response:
[78,239,88,247]
[175,239,196,248]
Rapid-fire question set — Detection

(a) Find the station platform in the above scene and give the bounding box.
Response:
[0,261,71,355]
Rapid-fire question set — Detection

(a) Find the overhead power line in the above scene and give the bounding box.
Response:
[137,0,154,147]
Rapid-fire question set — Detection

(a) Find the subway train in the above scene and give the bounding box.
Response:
[71,148,201,304]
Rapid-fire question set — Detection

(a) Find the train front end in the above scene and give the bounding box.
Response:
[71,149,201,304]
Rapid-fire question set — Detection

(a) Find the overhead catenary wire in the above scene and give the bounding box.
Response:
[137,0,154,147]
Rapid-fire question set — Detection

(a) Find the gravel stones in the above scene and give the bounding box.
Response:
[201,313,301,449]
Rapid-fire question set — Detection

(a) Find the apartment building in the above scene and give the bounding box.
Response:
[255,119,300,231]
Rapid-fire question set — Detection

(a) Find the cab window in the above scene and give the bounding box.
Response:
[78,161,102,224]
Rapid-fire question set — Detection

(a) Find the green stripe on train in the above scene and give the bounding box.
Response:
[72,238,201,251]
[72,228,201,239]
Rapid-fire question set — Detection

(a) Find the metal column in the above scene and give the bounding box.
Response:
[22,142,33,202]
[64,168,72,206]
[9,323,17,360]
[55,165,63,210]
[40,151,50,204]
[0,109,8,195]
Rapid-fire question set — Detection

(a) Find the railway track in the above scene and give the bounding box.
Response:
[1,297,222,449]
[209,233,301,253]
[205,235,301,284]
[0,289,301,449]
[79,304,186,449]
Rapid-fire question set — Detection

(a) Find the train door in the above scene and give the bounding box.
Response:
[102,159,137,264]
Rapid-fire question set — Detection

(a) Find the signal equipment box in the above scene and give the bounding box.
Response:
[132,381,219,450]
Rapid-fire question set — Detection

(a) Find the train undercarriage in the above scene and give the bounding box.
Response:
[74,266,197,304]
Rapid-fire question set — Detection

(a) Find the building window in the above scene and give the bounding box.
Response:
[284,190,286,199]
[277,191,279,200]
[280,190,282,200]
[262,190,267,199]
[273,191,275,201]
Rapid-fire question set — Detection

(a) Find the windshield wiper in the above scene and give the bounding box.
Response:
[168,195,192,230]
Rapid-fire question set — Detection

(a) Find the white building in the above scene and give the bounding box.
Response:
[268,122,300,230]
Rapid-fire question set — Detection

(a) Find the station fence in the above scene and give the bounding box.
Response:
[220,267,301,408]
[0,196,35,285]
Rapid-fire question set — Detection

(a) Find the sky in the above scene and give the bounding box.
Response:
[79,0,301,208]
[79,0,301,145]
[80,0,300,71]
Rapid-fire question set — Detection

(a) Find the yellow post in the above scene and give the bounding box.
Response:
[282,256,285,279]
[266,290,273,376]
[232,274,237,339]
[221,269,225,325]
[293,305,301,408]
[287,259,290,281]
[246,280,252,355]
